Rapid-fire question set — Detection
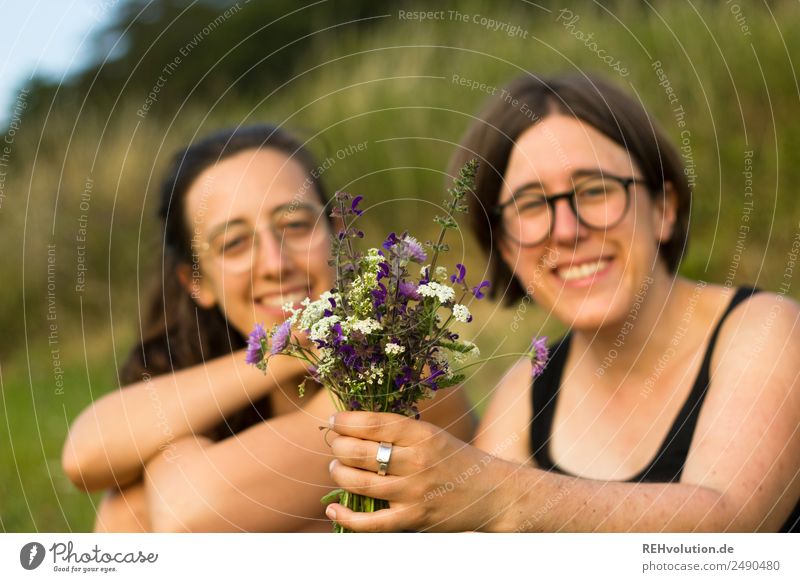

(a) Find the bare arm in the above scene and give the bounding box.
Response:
[143,387,337,532]
[418,385,476,443]
[473,359,534,465]
[62,350,309,491]
[493,294,800,532]
[141,381,476,532]
[94,481,150,532]
[327,294,800,532]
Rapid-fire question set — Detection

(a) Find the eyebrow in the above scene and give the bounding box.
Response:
[205,202,322,241]
[274,201,319,216]
[207,218,249,242]
[510,168,619,194]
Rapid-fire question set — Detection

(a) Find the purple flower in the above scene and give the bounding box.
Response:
[450,263,466,284]
[351,195,364,216]
[472,280,491,299]
[382,232,400,250]
[400,235,427,263]
[270,320,292,355]
[383,232,427,263]
[398,280,420,300]
[339,343,358,368]
[323,296,337,317]
[419,266,431,285]
[246,324,267,365]
[531,336,549,378]
[377,262,391,280]
[423,367,445,388]
[331,321,346,344]
[372,282,388,309]
[394,365,415,388]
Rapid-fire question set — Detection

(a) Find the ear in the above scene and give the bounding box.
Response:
[497,232,530,292]
[498,232,516,269]
[653,181,678,244]
[176,262,216,309]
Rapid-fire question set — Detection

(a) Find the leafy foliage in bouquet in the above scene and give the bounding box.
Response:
[246,160,548,531]
[247,160,532,415]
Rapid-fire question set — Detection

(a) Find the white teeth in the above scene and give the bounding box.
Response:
[259,291,307,308]
[557,259,609,282]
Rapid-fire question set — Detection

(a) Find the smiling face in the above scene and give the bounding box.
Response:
[181,148,334,337]
[498,115,677,330]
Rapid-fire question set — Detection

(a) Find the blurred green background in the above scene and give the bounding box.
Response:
[1,0,798,531]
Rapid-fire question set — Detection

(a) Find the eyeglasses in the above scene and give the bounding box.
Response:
[198,202,328,273]
[493,173,645,247]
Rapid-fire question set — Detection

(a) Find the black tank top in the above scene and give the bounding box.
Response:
[530,286,799,532]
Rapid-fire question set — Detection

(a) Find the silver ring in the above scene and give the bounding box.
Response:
[376,441,393,476]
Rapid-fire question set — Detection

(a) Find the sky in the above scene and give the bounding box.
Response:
[0,0,114,125]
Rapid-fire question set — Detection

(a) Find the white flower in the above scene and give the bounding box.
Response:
[464,341,480,358]
[452,304,471,323]
[315,348,336,378]
[299,291,339,331]
[345,317,382,335]
[384,342,405,356]
[417,281,455,303]
[309,315,341,342]
[418,264,448,282]
[358,363,385,384]
[282,302,301,324]
[432,349,452,369]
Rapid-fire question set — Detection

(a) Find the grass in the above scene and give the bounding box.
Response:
[2,0,798,531]
[0,355,107,532]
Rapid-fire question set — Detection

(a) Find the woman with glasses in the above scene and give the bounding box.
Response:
[62,125,473,532]
[325,74,800,532]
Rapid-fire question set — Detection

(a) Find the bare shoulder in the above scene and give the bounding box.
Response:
[473,357,534,463]
[712,290,800,379]
[485,357,535,415]
[681,290,800,529]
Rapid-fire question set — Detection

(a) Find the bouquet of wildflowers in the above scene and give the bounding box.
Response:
[246,160,549,532]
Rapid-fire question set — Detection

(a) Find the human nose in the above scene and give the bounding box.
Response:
[549,197,585,244]
[254,226,293,278]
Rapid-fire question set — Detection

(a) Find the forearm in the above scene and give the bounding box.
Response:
[488,463,734,532]
[94,481,151,532]
[418,386,476,442]
[63,351,307,491]
[144,389,337,532]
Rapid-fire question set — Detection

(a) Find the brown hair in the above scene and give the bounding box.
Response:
[451,72,691,305]
[121,124,330,438]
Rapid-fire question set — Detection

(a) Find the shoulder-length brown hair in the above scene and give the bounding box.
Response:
[121,124,330,437]
[450,72,691,305]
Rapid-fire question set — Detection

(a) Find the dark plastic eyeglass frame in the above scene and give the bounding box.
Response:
[492,173,646,247]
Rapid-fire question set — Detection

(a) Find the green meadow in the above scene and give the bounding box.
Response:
[1,0,798,531]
